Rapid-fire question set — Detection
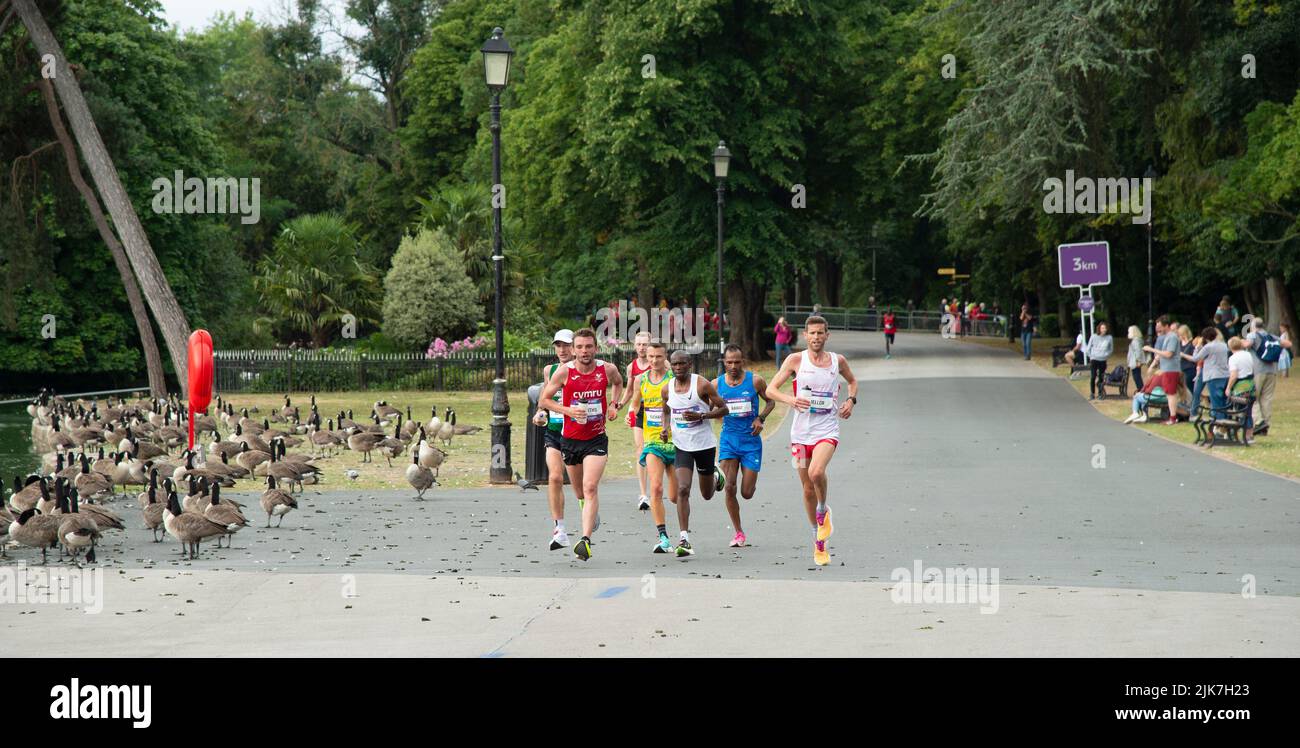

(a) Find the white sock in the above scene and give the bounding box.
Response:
[554,519,565,533]
[680,530,689,541]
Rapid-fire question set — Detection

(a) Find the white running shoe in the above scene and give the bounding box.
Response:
[549,529,569,551]
[637,495,650,511]
[1123,413,1139,424]
[1134,413,1149,424]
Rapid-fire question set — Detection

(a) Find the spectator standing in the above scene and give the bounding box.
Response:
[774,316,793,361]
[1280,323,1293,378]
[1086,322,1113,400]
[1177,325,1197,393]
[1019,304,1035,360]
[1244,317,1293,435]
[1127,325,1148,392]
[1214,296,1240,339]
[1190,327,1230,421]
[1142,315,1182,425]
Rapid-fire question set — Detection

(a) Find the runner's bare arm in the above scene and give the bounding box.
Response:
[618,362,637,408]
[605,362,625,422]
[538,365,583,418]
[659,381,672,442]
[765,352,806,409]
[626,373,644,414]
[837,355,858,419]
[752,374,776,435]
[683,380,728,421]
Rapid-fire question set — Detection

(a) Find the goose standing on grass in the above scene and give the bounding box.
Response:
[437,412,455,448]
[308,417,341,457]
[164,488,231,560]
[405,450,437,500]
[203,483,247,549]
[401,406,420,440]
[376,420,406,467]
[425,406,441,436]
[375,400,402,421]
[111,451,148,493]
[346,427,382,463]
[416,429,446,480]
[260,475,298,527]
[236,442,273,474]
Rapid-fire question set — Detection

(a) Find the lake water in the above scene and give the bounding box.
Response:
[0,401,39,480]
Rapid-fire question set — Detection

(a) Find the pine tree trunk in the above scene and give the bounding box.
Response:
[14,0,191,393]
[38,77,166,397]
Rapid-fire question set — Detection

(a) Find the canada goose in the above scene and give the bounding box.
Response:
[35,478,57,515]
[110,451,148,492]
[180,476,211,514]
[0,502,14,556]
[56,487,102,564]
[55,451,81,481]
[339,409,358,430]
[174,451,236,488]
[273,438,322,473]
[208,438,244,460]
[308,418,341,457]
[49,419,77,451]
[237,408,265,434]
[276,396,295,422]
[142,481,165,542]
[164,488,231,559]
[264,442,303,492]
[53,478,123,530]
[121,432,166,461]
[196,450,243,481]
[375,400,402,419]
[8,508,62,564]
[425,406,441,435]
[437,412,455,447]
[376,421,406,467]
[405,450,437,500]
[260,475,297,527]
[451,410,483,435]
[236,441,273,474]
[231,423,272,454]
[74,454,113,500]
[9,475,45,513]
[416,430,446,478]
[401,406,420,439]
[346,428,382,463]
[203,484,247,549]
[91,447,116,478]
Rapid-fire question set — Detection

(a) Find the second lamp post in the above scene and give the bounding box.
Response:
[713,141,730,374]
[483,27,513,484]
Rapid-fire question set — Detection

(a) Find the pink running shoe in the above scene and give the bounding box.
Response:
[729,531,747,548]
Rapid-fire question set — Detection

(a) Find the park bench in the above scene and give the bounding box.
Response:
[1142,386,1190,422]
[1192,391,1255,448]
[1051,344,1089,377]
[1100,365,1129,398]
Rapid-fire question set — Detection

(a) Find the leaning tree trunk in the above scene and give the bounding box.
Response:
[14,0,191,393]
[727,277,766,361]
[38,77,166,397]
[1264,273,1300,335]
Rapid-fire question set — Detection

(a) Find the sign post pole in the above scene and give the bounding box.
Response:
[1058,241,1111,368]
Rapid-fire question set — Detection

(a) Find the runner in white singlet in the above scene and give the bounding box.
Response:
[660,350,728,557]
[765,315,858,566]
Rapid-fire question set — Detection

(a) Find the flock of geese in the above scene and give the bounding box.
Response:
[4,390,483,563]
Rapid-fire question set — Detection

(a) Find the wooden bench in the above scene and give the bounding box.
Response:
[1143,387,1190,421]
[1051,345,1089,377]
[1193,392,1255,447]
[1099,364,1129,398]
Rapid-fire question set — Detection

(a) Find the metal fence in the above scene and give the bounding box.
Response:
[769,306,1007,337]
[214,346,722,393]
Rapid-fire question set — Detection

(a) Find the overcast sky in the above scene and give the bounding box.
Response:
[156,0,271,34]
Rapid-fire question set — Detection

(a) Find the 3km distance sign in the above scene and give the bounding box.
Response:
[1058,241,1110,288]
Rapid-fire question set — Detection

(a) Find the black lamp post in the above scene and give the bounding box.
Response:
[483,27,513,484]
[713,141,730,374]
[1145,164,1156,339]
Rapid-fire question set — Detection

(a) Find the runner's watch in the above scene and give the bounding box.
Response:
[848,396,858,405]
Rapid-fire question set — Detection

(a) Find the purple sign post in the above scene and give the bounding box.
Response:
[1058,241,1109,364]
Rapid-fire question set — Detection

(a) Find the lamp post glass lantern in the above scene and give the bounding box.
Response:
[483,26,514,483]
[714,141,730,374]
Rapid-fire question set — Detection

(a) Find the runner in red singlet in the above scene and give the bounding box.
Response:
[538,328,624,561]
[883,308,897,359]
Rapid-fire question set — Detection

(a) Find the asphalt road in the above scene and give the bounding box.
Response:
[6,331,1298,655]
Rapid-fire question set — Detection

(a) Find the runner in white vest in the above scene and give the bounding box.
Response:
[660,350,728,557]
[766,315,859,566]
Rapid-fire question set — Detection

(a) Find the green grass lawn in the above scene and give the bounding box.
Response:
[968,335,1300,482]
[220,360,789,493]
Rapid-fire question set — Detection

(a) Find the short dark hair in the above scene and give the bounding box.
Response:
[647,340,667,351]
[1200,326,1218,341]
[804,315,828,330]
[573,328,597,343]
[1156,315,1171,327]
[723,344,743,357]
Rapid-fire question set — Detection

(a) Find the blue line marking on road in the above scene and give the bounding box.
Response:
[595,586,629,599]
[481,651,506,658]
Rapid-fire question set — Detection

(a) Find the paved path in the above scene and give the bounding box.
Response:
[5,332,1298,655]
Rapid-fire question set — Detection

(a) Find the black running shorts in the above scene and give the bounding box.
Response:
[673,446,716,474]
[561,433,609,466]
[544,428,563,451]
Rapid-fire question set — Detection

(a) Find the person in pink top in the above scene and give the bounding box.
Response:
[774,316,793,362]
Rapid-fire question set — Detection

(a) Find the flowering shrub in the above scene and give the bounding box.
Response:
[426,335,489,358]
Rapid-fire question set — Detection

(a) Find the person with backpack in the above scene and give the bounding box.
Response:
[1245,317,1293,435]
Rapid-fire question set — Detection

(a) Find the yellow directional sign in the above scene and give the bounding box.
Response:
[937,268,956,276]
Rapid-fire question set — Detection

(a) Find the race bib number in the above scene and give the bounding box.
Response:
[548,409,564,426]
[809,390,836,415]
[645,408,664,427]
[583,401,603,418]
[726,398,753,417]
[672,407,702,429]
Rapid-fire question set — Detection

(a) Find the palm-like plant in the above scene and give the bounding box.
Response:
[252,213,380,347]
[415,182,537,308]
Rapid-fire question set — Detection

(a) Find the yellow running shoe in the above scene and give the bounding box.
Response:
[814,539,830,566]
[816,507,833,542]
